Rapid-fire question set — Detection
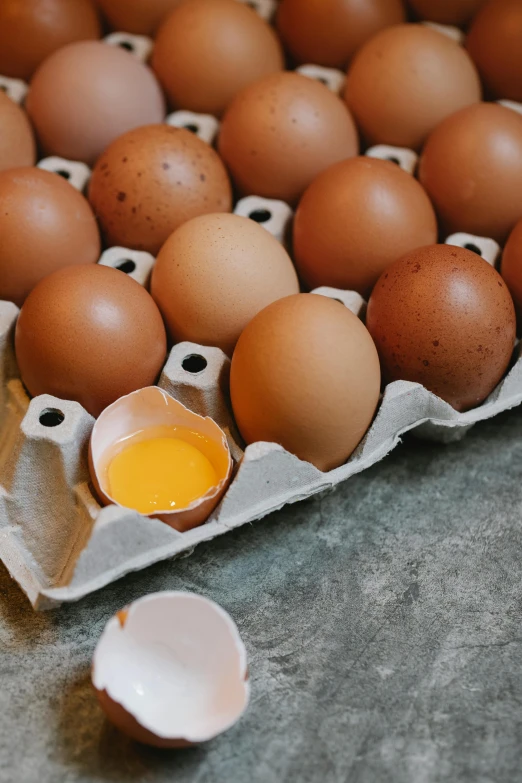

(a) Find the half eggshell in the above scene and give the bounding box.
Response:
[89,386,232,531]
[92,591,249,747]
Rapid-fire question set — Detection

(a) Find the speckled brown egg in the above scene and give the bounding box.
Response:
[466,0,522,103]
[418,103,522,244]
[293,157,438,298]
[0,167,100,307]
[407,0,487,26]
[88,125,232,255]
[366,244,516,411]
[151,212,300,356]
[26,41,166,166]
[96,0,182,35]
[218,71,359,204]
[152,0,284,116]
[276,0,406,69]
[15,265,167,418]
[344,24,482,150]
[500,218,522,321]
[230,293,381,471]
[0,91,36,173]
[0,0,100,81]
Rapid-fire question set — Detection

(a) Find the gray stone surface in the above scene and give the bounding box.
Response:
[1,408,522,783]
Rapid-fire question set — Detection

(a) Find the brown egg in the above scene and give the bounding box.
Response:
[344,24,482,150]
[0,0,100,81]
[0,92,36,173]
[230,293,381,471]
[15,265,167,418]
[293,157,437,297]
[418,103,522,244]
[26,41,166,166]
[0,167,100,307]
[151,213,300,356]
[500,218,522,320]
[366,245,516,411]
[218,72,359,204]
[89,125,232,255]
[466,0,522,103]
[152,0,284,116]
[276,0,406,69]
[96,0,183,35]
[407,0,487,26]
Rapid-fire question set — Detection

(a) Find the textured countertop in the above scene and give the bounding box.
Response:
[1,406,521,783]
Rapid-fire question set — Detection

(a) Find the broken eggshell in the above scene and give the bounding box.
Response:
[92,591,250,747]
[89,386,232,532]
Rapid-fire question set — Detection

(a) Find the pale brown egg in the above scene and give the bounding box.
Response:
[26,41,166,166]
[466,0,522,103]
[96,0,183,35]
[150,213,300,356]
[15,265,167,418]
[89,125,232,256]
[218,72,359,204]
[344,24,482,149]
[0,0,100,81]
[293,157,438,297]
[366,245,516,411]
[276,0,406,69]
[230,293,381,471]
[152,0,284,116]
[500,218,522,320]
[407,0,487,26]
[418,103,522,244]
[0,167,100,307]
[0,91,36,173]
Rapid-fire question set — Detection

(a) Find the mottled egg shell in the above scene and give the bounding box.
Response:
[0,0,100,81]
[344,24,482,150]
[151,213,300,356]
[407,0,487,26]
[230,293,381,472]
[218,72,359,204]
[89,125,232,255]
[26,41,166,166]
[276,0,406,69]
[466,0,522,103]
[366,244,516,412]
[0,91,36,173]
[0,167,100,307]
[152,0,284,117]
[96,0,183,35]
[500,218,522,320]
[293,157,438,298]
[15,265,167,418]
[418,103,522,244]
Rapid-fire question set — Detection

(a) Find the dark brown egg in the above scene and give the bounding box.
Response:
[230,293,381,471]
[0,91,36,173]
[500,218,522,320]
[96,0,182,35]
[88,125,232,255]
[0,0,100,81]
[418,103,522,244]
[218,72,359,204]
[344,24,482,150]
[366,244,516,411]
[152,0,284,116]
[407,0,487,26]
[0,167,100,307]
[15,265,167,418]
[466,0,522,103]
[276,0,406,70]
[293,157,438,298]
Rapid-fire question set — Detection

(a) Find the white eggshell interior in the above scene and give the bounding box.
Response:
[93,592,249,742]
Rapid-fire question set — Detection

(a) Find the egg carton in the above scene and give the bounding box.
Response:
[2,251,522,609]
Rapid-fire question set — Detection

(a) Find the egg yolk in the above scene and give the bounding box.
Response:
[107,436,218,514]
